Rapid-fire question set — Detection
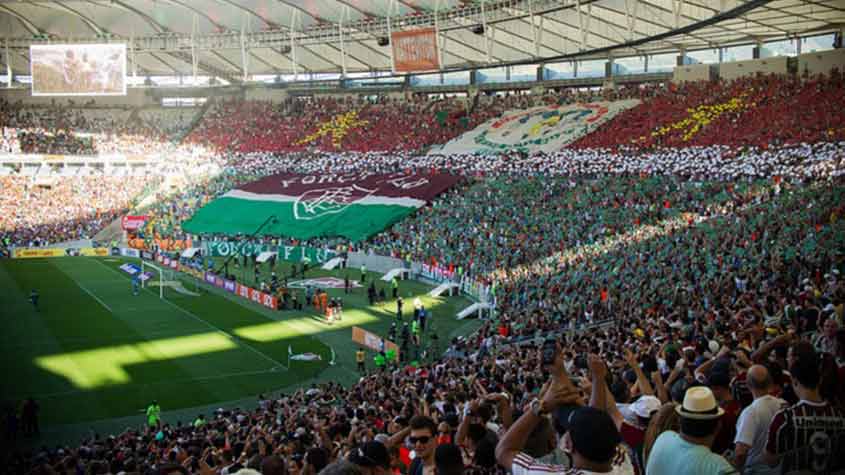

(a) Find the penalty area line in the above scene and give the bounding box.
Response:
[75,281,113,312]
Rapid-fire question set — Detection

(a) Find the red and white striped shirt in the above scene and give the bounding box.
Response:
[766,399,845,473]
[511,447,634,475]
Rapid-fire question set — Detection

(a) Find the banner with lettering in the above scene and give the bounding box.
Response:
[278,246,337,264]
[183,172,461,241]
[204,241,270,257]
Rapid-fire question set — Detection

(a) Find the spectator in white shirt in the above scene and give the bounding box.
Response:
[732,365,786,475]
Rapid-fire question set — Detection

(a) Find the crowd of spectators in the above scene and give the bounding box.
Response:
[0,176,152,247]
[186,82,670,156]
[4,74,845,475]
[138,107,202,139]
[187,95,496,154]
[572,72,845,150]
[7,256,844,474]
[0,98,189,156]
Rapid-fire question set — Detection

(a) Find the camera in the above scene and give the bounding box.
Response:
[574,354,588,370]
[542,338,558,366]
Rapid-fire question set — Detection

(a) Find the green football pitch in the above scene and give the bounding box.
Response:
[0,256,479,434]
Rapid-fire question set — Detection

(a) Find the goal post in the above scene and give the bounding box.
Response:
[141,260,165,299]
[139,260,200,299]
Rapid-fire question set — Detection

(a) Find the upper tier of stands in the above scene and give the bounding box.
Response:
[572,72,845,150]
[3,72,843,158]
[185,95,490,153]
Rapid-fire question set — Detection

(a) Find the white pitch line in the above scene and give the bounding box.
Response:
[89,258,288,371]
[76,281,113,312]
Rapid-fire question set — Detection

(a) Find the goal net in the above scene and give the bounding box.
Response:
[141,261,200,299]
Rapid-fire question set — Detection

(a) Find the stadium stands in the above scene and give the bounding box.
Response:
[0,176,150,247]
[187,95,495,153]
[138,107,202,138]
[3,72,845,475]
[572,73,845,149]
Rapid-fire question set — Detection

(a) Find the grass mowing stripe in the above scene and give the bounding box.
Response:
[0,328,206,349]
[35,367,281,399]
[88,257,289,371]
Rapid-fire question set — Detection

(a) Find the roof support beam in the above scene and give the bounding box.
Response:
[387,0,396,74]
[299,43,348,71]
[439,35,476,66]
[578,0,592,51]
[0,5,43,35]
[216,0,281,29]
[109,0,167,34]
[290,10,299,78]
[334,0,377,20]
[241,12,249,80]
[165,0,227,32]
[149,52,182,75]
[339,6,349,76]
[443,33,505,64]
[270,0,323,25]
[528,0,540,58]
[44,2,104,35]
[671,0,685,29]
[490,14,565,56]
[248,50,278,73]
[210,51,242,72]
[481,0,491,63]
[321,42,376,71]
[434,0,445,68]
[5,39,12,87]
[625,0,639,41]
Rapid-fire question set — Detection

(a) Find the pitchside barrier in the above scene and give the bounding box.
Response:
[131,245,495,317]
[11,246,110,258]
[347,251,406,275]
[143,251,279,311]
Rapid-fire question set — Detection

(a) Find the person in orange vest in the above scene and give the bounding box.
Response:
[320,291,328,313]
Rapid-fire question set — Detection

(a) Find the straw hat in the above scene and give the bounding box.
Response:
[675,387,725,420]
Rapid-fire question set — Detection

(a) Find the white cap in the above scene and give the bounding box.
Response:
[631,395,662,418]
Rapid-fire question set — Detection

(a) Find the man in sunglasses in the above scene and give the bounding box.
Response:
[407,416,438,475]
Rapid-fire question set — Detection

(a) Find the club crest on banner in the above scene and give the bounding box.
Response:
[294,184,376,221]
[431,100,640,155]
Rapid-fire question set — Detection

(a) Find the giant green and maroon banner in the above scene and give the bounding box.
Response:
[182,172,461,241]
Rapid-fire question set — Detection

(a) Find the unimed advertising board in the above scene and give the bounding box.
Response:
[30,44,127,96]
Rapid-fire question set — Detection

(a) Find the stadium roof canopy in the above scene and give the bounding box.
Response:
[1,0,843,78]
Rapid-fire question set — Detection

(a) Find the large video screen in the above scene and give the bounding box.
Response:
[30,44,126,96]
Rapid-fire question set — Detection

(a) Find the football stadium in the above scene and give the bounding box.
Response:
[1,1,845,474]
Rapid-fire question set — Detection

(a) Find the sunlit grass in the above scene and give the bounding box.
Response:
[35,332,237,389]
[233,311,379,342]
[34,310,382,389]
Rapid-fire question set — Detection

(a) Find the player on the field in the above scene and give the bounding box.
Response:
[132,275,140,296]
[145,400,161,429]
[29,289,39,310]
